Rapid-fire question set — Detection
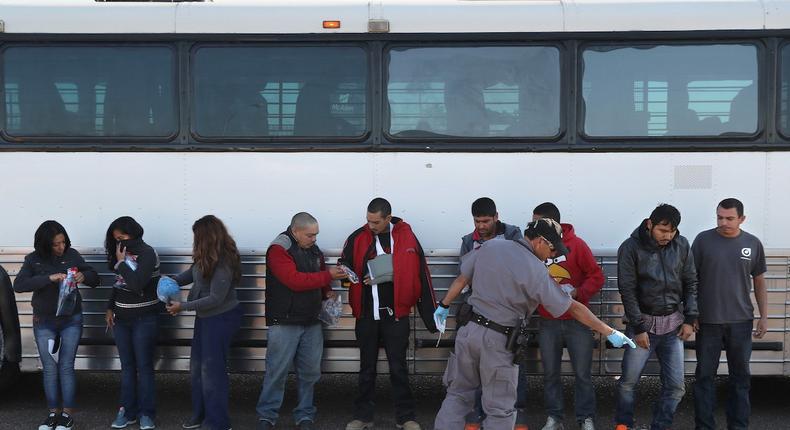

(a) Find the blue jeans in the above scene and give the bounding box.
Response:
[33,313,83,410]
[256,323,323,425]
[538,318,596,422]
[191,306,242,430]
[113,313,159,420]
[693,321,753,430]
[616,329,686,430]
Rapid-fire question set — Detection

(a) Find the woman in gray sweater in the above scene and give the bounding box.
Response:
[166,215,243,430]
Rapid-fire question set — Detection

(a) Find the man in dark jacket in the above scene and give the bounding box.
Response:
[340,198,437,430]
[615,204,698,430]
[256,212,346,430]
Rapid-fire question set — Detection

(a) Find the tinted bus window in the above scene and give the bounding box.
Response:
[192,46,367,138]
[582,44,758,137]
[3,46,176,138]
[781,44,790,136]
[387,46,560,138]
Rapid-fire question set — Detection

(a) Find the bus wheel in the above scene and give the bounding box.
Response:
[0,322,20,393]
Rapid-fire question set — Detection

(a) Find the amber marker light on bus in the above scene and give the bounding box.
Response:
[323,20,341,29]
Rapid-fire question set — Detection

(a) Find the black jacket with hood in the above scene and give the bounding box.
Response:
[617,219,699,335]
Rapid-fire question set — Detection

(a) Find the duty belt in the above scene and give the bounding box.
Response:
[470,312,514,336]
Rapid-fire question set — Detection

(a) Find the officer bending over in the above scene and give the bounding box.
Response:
[433,219,634,430]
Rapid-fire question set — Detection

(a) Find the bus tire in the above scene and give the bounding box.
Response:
[0,265,21,393]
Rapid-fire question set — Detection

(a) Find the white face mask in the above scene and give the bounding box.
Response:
[434,312,446,334]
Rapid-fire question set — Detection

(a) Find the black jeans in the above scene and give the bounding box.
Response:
[693,322,753,430]
[354,316,415,424]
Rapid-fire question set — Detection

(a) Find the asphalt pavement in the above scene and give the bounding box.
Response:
[1,372,789,429]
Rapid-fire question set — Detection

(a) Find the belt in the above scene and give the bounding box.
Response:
[470,312,514,336]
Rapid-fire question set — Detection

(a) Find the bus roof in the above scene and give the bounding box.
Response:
[1,0,789,35]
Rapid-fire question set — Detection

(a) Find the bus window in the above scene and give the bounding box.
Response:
[191,46,367,139]
[582,44,758,138]
[2,46,176,138]
[386,46,560,139]
[780,44,790,137]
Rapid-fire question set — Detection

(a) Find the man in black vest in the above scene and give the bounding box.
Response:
[256,212,347,430]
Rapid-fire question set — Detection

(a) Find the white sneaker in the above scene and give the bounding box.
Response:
[580,417,595,430]
[540,416,564,430]
[345,419,374,430]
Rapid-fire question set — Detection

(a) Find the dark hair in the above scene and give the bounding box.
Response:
[533,202,561,223]
[367,197,392,217]
[105,216,144,269]
[471,197,497,217]
[33,220,71,259]
[192,215,242,283]
[649,204,681,229]
[718,197,744,217]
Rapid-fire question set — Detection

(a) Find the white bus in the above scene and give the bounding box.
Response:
[1,0,789,390]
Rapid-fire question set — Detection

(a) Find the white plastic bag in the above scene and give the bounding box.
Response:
[318,294,343,326]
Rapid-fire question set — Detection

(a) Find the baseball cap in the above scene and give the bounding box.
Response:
[525,218,569,256]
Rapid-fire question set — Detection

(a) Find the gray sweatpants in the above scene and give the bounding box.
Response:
[434,322,519,429]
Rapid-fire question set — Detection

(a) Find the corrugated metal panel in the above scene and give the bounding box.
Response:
[3,249,788,376]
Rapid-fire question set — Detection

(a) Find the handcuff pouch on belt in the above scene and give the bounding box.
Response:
[455,290,474,328]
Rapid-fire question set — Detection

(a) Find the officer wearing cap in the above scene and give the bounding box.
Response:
[433,219,635,430]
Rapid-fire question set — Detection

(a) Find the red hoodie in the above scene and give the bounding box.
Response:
[537,223,604,320]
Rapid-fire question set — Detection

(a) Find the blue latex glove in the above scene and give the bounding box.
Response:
[607,329,636,348]
[434,305,449,326]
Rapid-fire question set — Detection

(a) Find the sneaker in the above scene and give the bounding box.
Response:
[540,416,564,430]
[580,417,595,430]
[345,419,374,430]
[464,424,482,430]
[396,421,422,430]
[298,420,315,430]
[614,425,630,430]
[38,412,58,430]
[257,420,275,430]
[515,408,529,430]
[182,416,203,429]
[111,408,137,429]
[139,415,156,430]
[55,412,74,430]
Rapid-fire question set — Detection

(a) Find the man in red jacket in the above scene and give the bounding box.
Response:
[339,198,436,430]
[532,202,604,430]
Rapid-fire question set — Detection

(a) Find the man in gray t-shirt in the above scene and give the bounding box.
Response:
[691,198,768,430]
[433,219,634,430]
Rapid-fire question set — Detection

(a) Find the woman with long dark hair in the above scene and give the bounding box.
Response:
[104,216,162,430]
[166,215,242,430]
[13,220,99,430]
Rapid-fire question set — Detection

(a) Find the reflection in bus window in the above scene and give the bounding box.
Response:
[387,46,560,138]
[780,44,790,136]
[582,44,758,137]
[192,46,367,138]
[2,46,176,138]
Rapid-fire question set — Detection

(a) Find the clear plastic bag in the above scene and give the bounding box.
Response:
[318,294,343,327]
[56,267,78,317]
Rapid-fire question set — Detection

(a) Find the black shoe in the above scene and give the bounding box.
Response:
[55,412,74,430]
[257,420,275,430]
[298,420,315,430]
[38,412,58,430]
[182,417,203,429]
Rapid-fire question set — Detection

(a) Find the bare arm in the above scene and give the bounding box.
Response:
[753,274,768,338]
[568,300,613,337]
[439,274,470,307]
